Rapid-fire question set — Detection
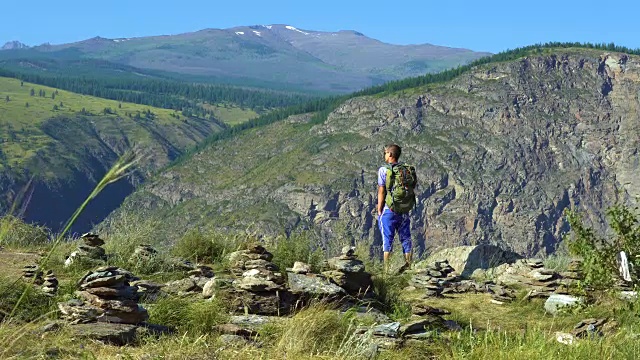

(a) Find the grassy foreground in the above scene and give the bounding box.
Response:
[1,227,640,359]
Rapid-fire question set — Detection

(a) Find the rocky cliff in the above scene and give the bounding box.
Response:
[104,48,639,256]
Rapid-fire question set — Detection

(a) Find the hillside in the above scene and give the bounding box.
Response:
[0,76,226,232]
[102,45,640,257]
[1,24,489,93]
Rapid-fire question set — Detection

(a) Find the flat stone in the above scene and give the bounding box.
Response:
[411,304,450,316]
[287,272,345,297]
[528,270,556,281]
[244,259,279,271]
[164,278,200,294]
[289,261,311,274]
[327,257,365,273]
[215,323,258,337]
[84,286,138,299]
[544,294,583,315]
[400,317,443,334]
[81,275,127,289]
[69,323,137,346]
[230,315,277,328]
[372,322,400,338]
[235,278,284,292]
[97,306,149,324]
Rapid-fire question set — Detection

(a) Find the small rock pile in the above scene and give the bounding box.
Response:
[65,233,107,267]
[41,270,59,297]
[408,260,516,302]
[409,260,460,297]
[227,244,292,315]
[164,265,214,296]
[558,258,584,291]
[321,246,374,298]
[58,266,148,324]
[22,264,43,285]
[356,304,458,352]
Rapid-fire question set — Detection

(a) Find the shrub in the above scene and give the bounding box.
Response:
[0,278,57,323]
[565,204,640,289]
[171,229,237,264]
[0,216,50,248]
[267,231,325,272]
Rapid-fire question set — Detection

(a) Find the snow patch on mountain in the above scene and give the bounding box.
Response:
[285,25,309,35]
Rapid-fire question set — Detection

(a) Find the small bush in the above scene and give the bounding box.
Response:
[0,216,50,248]
[171,229,237,264]
[268,231,325,272]
[565,204,640,289]
[0,278,57,323]
[372,274,412,321]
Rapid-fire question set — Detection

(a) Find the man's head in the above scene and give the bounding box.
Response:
[384,144,401,163]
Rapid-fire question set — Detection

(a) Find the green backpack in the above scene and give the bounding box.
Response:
[385,163,418,214]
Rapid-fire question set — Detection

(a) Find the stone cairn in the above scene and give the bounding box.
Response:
[321,246,374,298]
[409,260,459,297]
[164,264,214,296]
[559,259,583,286]
[356,303,458,351]
[22,264,44,285]
[65,233,107,267]
[227,244,292,315]
[42,270,59,297]
[409,260,516,302]
[58,266,148,325]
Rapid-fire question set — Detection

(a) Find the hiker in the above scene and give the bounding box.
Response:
[377,144,418,274]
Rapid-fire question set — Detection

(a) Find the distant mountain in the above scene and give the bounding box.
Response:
[1,41,28,50]
[2,25,489,93]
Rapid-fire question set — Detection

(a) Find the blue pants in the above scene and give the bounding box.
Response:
[378,208,412,253]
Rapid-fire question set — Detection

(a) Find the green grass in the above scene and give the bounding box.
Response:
[200,102,259,125]
[0,76,207,171]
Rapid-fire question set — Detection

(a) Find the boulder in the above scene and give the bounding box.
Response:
[423,244,522,277]
[544,294,584,315]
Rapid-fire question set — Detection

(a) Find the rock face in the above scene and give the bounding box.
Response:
[58,267,148,324]
[105,49,640,257]
[64,233,107,267]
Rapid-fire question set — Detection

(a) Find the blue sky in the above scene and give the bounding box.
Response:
[1,0,638,53]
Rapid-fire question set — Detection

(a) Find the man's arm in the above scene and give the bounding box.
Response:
[377,185,385,216]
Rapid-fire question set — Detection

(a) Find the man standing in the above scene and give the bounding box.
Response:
[377,144,417,274]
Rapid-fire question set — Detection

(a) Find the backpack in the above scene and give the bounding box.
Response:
[384,163,417,214]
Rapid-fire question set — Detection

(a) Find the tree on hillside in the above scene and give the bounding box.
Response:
[52,105,59,111]
[29,89,35,96]
[5,96,9,102]
[20,81,23,87]
[51,92,55,100]
[25,102,29,108]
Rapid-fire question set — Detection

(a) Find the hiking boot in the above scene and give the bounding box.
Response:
[397,262,411,274]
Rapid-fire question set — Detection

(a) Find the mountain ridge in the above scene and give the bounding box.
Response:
[1,24,489,93]
[100,45,640,257]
